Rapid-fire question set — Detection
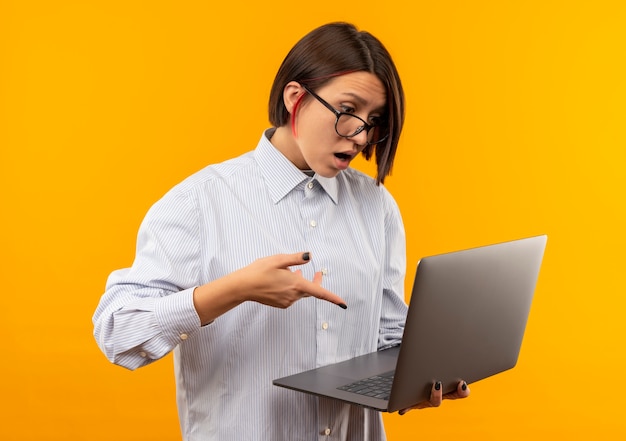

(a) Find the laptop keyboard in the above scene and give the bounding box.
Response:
[337,371,395,400]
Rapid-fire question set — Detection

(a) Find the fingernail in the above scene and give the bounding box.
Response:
[462,382,467,391]
[399,409,406,416]
[302,252,310,261]
[435,381,442,391]
[338,303,347,310]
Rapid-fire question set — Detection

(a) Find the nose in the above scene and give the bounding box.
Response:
[348,126,369,146]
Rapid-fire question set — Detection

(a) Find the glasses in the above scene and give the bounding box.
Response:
[301,84,389,145]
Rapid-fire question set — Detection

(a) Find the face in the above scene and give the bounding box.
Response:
[275,71,387,178]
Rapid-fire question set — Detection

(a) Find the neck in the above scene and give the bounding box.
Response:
[270,126,308,170]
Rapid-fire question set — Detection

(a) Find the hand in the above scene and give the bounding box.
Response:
[193,252,346,325]
[236,252,347,309]
[398,380,470,415]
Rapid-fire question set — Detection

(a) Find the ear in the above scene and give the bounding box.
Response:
[283,81,307,114]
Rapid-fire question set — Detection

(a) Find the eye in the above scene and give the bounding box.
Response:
[369,115,385,127]
[340,104,356,114]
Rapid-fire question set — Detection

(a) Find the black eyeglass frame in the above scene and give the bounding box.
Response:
[301,84,389,145]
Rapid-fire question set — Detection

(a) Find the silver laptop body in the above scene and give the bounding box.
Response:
[273,235,547,412]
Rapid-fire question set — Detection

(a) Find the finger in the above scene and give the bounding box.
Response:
[303,271,325,299]
[399,380,443,414]
[413,380,442,409]
[443,380,470,401]
[312,271,323,285]
[273,252,313,269]
[298,278,347,309]
[296,270,312,298]
[429,380,443,407]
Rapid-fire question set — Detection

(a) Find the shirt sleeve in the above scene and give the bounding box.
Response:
[92,188,203,370]
[378,186,408,350]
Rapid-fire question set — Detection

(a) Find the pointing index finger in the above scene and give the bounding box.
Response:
[300,277,347,309]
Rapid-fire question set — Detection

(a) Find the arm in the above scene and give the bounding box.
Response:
[192,252,347,325]
[93,190,346,369]
[92,190,203,370]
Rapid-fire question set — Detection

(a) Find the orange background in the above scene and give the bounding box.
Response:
[1,1,625,439]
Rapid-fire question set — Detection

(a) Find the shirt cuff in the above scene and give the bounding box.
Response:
[154,286,203,346]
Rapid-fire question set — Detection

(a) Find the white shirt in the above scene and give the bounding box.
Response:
[93,129,408,440]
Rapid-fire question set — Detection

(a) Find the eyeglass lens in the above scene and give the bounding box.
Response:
[336,114,386,144]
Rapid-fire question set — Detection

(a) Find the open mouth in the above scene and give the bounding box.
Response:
[334,153,353,161]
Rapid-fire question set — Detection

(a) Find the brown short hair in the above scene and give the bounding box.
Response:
[268,22,405,185]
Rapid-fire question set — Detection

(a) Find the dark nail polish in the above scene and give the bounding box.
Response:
[435,381,442,391]
[302,252,310,261]
[399,410,406,416]
[338,303,347,310]
[462,382,467,391]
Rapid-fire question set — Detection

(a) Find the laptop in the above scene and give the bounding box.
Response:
[273,235,547,412]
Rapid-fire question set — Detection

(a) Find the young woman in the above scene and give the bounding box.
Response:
[93,22,468,441]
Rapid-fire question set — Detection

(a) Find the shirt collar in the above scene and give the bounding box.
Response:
[255,129,339,205]
[314,174,339,204]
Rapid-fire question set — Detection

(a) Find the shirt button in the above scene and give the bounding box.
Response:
[322,322,329,330]
[307,181,314,189]
[310,220,317,228]
[324,428,331,435]
[180,333,188,340]
[321,268,328,275]
[139,351,147,358]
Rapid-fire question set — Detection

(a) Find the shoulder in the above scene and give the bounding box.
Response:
[146,150,258,215]
[173,151,257,193]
